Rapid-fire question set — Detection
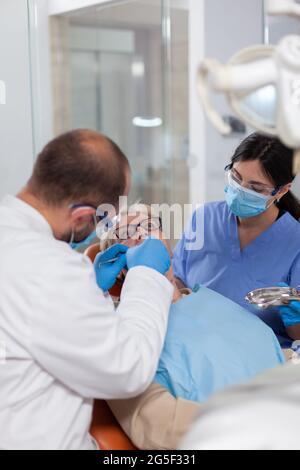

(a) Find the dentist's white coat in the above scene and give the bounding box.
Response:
[0,195,173,450]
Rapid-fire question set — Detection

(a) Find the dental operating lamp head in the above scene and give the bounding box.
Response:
[197,0,300,166]
[198,35,300,150]
[265,0,300,18]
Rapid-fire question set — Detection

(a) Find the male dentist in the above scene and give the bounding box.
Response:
[0,130,173,450]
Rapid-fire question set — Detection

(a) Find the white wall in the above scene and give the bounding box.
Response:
[189,0,264,205]
[28,0,53,155]
[204,0,264,202]
[0,0,34,198]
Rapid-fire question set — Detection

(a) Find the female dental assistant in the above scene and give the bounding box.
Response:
[173,133,300,347]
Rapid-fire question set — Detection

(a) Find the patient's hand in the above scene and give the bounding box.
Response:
[162,267,183,303]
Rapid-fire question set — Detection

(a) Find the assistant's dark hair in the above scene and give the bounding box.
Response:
[27,129,130,208]
[228,132,300,221]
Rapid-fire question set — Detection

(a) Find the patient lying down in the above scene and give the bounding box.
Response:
[100,205,285,450]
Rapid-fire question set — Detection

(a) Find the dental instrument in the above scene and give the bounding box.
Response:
[246,286,300,309]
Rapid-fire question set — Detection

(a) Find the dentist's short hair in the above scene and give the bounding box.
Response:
[27,129,130,208]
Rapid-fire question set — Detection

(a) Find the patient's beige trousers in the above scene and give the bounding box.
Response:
[108,383,200,450]
[108,351,290,450]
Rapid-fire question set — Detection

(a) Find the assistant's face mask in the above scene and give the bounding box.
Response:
[225,173,275,219]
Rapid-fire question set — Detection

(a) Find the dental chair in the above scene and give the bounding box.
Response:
[91,400,136,450]
[85,243,137,450]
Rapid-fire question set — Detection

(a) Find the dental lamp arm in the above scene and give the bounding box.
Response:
[197,56,277,135]
[197,59,232,135]
[213,59,277,92]
[266,0,300,19]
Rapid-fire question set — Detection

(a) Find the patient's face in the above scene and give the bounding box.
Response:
[114,213,163,248]
[112,212,177,291]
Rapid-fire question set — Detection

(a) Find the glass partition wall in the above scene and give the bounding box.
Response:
[49,0,190,212]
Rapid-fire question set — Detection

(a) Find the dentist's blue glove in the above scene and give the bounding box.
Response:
[278,282,300,327]
[94,244,128,292]
[126,238,171,275]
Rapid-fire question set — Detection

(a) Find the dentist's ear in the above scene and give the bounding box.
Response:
[70,206,95,225]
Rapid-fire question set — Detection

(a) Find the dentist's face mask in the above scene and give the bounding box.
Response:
[70,212,98,251]
[225,172,277,219]
[69,205,119,250]
[70,228,97,251]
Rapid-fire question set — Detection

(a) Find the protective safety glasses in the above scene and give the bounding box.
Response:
[224,166,280,197]
[114,217,162,240]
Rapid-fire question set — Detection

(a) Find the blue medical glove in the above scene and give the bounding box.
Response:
[94,244,128,292]
[278,282,300,327]
[126,238,171,275]
[280,301,300,327]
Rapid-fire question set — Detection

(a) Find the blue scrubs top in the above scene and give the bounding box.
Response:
[173,201,300,348]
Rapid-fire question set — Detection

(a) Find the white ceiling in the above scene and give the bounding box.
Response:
[49,0,189,16]
[63,0,189,31]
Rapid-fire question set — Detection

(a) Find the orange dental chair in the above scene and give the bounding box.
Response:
[91,400,136,450]
[85,243,137,450]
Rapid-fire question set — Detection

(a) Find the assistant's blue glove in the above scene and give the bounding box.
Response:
[280,301,300,327]
[278,282,300,327]
[94,244,128,292]
[126,238,171,275]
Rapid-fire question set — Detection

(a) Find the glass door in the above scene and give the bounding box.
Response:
[49,0,190,214]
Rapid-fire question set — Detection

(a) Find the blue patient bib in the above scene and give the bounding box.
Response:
[155,286,285,403]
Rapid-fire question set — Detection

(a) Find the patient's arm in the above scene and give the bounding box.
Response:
[107,383,200,450]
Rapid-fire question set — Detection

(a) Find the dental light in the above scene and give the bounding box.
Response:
[198,0,300,169]
[265,0,300,17]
